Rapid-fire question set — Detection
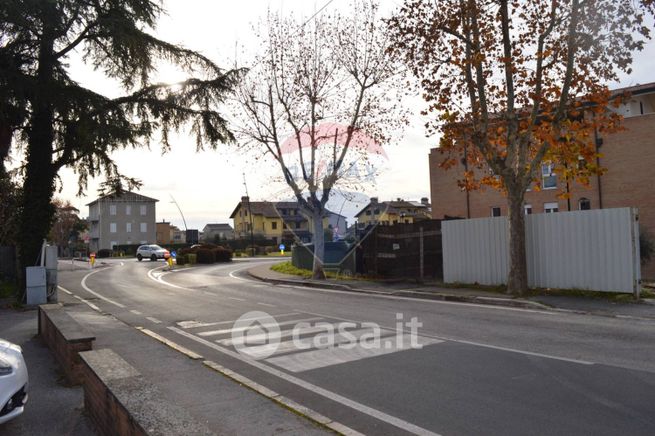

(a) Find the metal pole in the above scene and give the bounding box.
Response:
[243,173,255,256]
[170,195,188,232]
[419,227,424,282]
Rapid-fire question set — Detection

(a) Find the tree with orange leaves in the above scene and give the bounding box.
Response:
[389,0,655,295]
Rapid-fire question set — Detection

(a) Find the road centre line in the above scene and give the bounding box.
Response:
[130,310,143,315]
[146,316,162,324]
[257,302,277,307]
[229,297,246,301]
[302,310,595,366]
[169,326,440,436]
[81,268,126,308]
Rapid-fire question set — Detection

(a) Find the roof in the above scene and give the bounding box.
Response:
[229,199,337,219]
[610,81,655,97]
[86,191,158,206]
[355,199,430,217]
[203,223,234,231]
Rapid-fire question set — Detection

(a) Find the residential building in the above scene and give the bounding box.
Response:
[326,211,348,239]
[156,220,172,245]
[356,197,432,228]
[202,223,235,242]
[87,191,158,252]
[230,197,329,244]
[170,225,186,243]
[428,82,655,277]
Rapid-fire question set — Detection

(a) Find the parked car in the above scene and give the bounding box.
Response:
[0,339,28,425]
[136,245,169,261]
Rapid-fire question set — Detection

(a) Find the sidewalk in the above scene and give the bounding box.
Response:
[248,262,655,320]
[0,307,95,436]
[57,295,328,435]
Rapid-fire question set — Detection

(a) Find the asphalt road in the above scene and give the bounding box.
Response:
[58,258,655,436]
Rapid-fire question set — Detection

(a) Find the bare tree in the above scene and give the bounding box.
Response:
[233,1,405,278]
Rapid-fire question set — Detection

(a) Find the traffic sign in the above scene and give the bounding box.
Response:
[171,250,177,258]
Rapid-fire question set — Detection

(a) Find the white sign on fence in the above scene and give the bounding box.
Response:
[442,207,640,294]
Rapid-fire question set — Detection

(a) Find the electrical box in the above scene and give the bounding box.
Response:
[26,266,47,305]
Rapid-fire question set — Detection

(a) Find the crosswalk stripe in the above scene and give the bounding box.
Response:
[176,312,299,329]
[240,328,392,357]
[198,317,322,337]
[265,335,443,373]
[219,324,332,347]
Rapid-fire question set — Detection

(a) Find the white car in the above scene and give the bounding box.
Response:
[136,244,169,261]
[0,339,28,425]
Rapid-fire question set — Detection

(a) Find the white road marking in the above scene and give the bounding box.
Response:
[229,297,246,302]
[266,335,443,373]
[261,328,397,357]
[198,317,322,337]
[176,312,299,329]
[57,286,73,295]
[80,268,126,308]
[257,302,277,308]
[301,310,595,366]
[72,294,101,312]
[169,326,440,436]
[146,266,194,291]
[146,316,162,324]
[449,339,595,365]
[219,324,332,347]
[130,310,143,315]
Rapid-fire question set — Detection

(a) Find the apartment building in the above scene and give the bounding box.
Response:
[230,197,329,244]
[87,191,158,252]
[356,197,431,227]
[429,82,655,276]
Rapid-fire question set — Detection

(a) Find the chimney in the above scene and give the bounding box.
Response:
[397,198,402,202]
[370,197,378,204]
[241,196,249,203]
[421,197,429,205]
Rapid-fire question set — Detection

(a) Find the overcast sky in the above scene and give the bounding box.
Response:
[43,0,655,230]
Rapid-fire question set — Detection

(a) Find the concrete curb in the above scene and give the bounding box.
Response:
[246,270,551,311]
[203,360,363,435]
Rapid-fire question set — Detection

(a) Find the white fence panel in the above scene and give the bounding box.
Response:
[443,207,640,294]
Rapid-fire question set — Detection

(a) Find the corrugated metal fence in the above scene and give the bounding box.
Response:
[442,208,640,294]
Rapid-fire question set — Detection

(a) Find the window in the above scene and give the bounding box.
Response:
[271,222,277,230]
[140,223,147,233]
[140,205,147,216]
[542,163,557,189]
[579,198,591,211]
[110,204,117,215]
[374,208,380,215]
[544,202,559,213]
[110,222,117,233]
[126,222,132,233]
[491,207,501,217]
[110,241,118,249]
[295,222,301,229]
[126,205,131,215]
[524,204,533,215]
[366,210,371,216]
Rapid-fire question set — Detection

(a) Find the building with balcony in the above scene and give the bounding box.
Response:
[87,191,158,252]
[428,81,655,277]
[230,197,331,244]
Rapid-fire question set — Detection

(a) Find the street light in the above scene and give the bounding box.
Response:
[169,194,188,232]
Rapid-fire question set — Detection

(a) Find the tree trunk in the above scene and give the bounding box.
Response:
[506,190,528,295]
[17,11,57,299]
[311,210,326,279]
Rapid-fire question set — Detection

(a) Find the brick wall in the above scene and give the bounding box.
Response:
[38,306,94,385]
[429,112,655,278]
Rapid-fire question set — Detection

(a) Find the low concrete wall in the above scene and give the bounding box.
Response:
[80,349,214,436]
[38,304,96,384]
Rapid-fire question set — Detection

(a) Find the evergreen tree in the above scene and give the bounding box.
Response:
[0,0,241,297]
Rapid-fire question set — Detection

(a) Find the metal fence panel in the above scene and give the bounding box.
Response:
[443,208,640,293]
